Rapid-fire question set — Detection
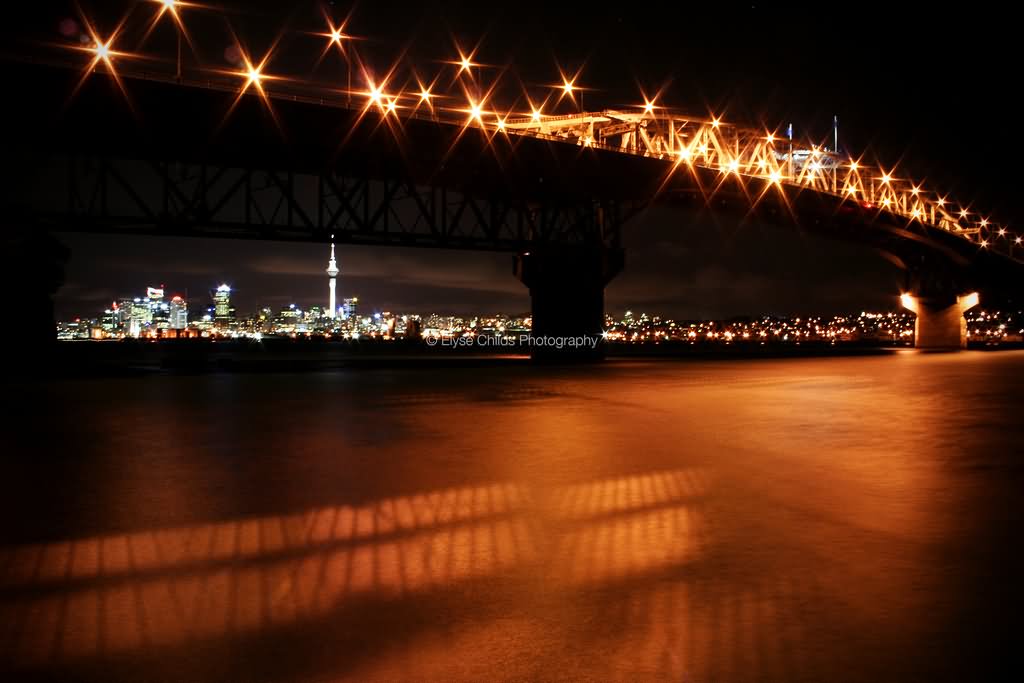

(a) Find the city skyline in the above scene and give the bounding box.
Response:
[54,203,910,321]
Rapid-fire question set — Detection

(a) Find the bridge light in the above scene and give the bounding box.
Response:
[531,107,542,122]
[846,186,857,195]
[1016,236,1022,245]
[848,161,859,171]
[385,98,397,114]
[998,228,1006,236]
[900,293,917,312]
[809,161,821,172]
[562,79,575,95]
[937,197,946,206]
[711,117,721,128]
[882,197,892,207]
[980,239,989,248]
[93,39,113,64]
[368,85,383,106]
[912,208,922,219]
[769,170,782,184]
[960,208,969,218]
[419,88,432,103]
[246,65,262,88]
[469,101,483,121]
[880,173,891,184]
[677,147,691,162]
[765,133,775,143]
[911,186,920,195]
[728,159,740,174]
[643,100,655,115]
[497,116,506,131]
[980,218,989,227]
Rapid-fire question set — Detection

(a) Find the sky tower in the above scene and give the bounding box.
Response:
[326,238,339,318]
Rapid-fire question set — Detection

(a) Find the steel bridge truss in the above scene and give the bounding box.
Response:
[49,156,626,251]
[503,110,1012,255]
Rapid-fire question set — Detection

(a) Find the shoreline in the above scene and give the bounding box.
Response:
[21,339,1024,378]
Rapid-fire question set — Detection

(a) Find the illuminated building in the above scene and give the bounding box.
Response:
[116,298,134,331]
[213,284,235,323]
[341,297,358,320]
[326,241,339,318]
[147,286,170,329]
[169,295,188,329]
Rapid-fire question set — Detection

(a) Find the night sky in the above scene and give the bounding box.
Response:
[14,2,1018,319]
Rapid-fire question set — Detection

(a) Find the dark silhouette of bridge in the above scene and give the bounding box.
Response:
[4,58,1023,358]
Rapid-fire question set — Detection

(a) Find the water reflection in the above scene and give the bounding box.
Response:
[0,469,706,671]
[3,353,1023,682]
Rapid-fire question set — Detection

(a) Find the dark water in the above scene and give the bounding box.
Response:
[2,351,1023,682]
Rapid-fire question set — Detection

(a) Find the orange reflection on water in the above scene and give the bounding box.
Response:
[0,469,705,669]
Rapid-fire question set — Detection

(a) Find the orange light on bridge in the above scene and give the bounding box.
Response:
[643,100,655,115]
[1015,237,1022,245]
[532,107,542,122]
[960,209,969,218]
[848,161,859,171]
[245,64,262,88]
[711,117,721,128]
[911,186,921,195]
[419,88,432,103]
[765,132,775,143]
[367,84,384,106]
[769,170,782,184]
[562,79,575,96]
[980,239,989,248]
[980,218,989,227]
[677,147,692,162]
[998,228,1006,236]
[93,40,113,63]
[727,159,740,174]
[456,49,476,73]
[880,173,892,184]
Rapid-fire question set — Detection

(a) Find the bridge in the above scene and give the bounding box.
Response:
[4,6,1023,358]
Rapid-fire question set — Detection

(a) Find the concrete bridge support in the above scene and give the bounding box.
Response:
[900,291,979,350]
[515,246,624,362]
[1,227,69,367]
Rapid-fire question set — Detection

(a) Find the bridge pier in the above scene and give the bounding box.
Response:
[1,227,69,364]
[515,246,624,362]
[900,291,979,350]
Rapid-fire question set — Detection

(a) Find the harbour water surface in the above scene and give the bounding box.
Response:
[2,351,1022,682]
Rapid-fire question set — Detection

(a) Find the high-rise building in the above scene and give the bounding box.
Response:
[147,286,170,329]
[169,295,188,329]
[341,296,358,320]
[115,298,134,332]
[130,296,151,337]
[213,284,234,324]
[326,240,339,318]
